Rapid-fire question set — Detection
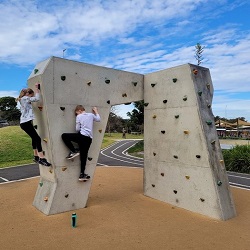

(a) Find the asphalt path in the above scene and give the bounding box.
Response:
[0,140,249,190]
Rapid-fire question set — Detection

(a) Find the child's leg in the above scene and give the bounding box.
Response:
[78,135,92,174]
[61,133,80,152]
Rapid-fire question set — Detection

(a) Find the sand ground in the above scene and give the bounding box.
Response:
[0,167,250,250]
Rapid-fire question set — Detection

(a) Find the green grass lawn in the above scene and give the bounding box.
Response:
[0,126,143,168]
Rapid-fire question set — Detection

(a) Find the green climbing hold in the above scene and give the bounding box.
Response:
[217,181,222,186]
[206,120,212,125]
[198,91,202,96]
[34,69,39,74]
[39,182,43,187]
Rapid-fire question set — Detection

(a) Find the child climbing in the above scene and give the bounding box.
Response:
[61,105,100,181]
[16,83,51,166]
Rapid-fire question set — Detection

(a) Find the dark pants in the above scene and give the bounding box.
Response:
[61,133,92,174]
[20,121,43,152]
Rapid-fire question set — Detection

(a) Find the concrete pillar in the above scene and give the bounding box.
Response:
[28,57,236,220]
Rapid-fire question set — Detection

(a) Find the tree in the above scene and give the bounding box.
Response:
[126,100,144,132]
[106,106,125,134]
[195,43,205,65]
[0,96,20,122]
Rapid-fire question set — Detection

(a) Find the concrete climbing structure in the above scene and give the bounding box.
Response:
[28,56,236,220]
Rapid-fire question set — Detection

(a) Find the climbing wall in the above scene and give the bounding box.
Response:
[143,64,236,220]
[28,57,144,215]
[28,57,236,220]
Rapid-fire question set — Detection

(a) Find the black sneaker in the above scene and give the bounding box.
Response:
[38,158,51,167]
[33,156,39,164]
[79,173,90,182]
[66,151,80,160]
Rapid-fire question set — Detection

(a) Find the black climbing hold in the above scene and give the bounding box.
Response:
[122,93,127,97]
[196,155,201,159]
[153,152,156,156]
[151,83,156,87]
[173,155,178,159]
[163,99,168,104]
[144,103,149,107]
[107,100,110,104]
[61,76,66,81]
[217,181,222,186]
[183,96,187,101]
[105,79,110,84]
[34,125,38,129]
[39,182,43,187]
[161,130,165,134]
[161,173,164,176]
[200,198,205,202]
[206,120,212,125]
[34,69,39,74]
[152,184,155,187]
[87,81,91,86]
[88,157,92,161]
[172,78,177,83]
[175,115,179,119]
[198,91,202,96]
[60,107,65,111]
[176,199,179,203]
[173,190,177,194]
[132,81,137,86]
[65,194,69,198]
[207,104,211,108]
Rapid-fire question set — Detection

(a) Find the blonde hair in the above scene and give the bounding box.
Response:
[16,88,34,102]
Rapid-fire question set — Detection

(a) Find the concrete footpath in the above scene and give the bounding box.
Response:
[0,167,249,250]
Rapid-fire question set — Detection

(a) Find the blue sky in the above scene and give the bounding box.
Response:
[0,0,250,120]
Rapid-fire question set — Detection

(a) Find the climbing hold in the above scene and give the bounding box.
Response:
[38,106,43,111]
[105,78,110,84]
[151,83,156,87]
[44,197,48,202]
[144,103,149,107]
[61,76,66,81]
[39,182,43,187]
[217,181,222,186]
[87,81,91,86]
[152,115,157,119]
[176,199,179,203]
[163,99,168,104]
[207,104,211,108]
[206,120,212,125]
[132,81,137,86]
[185,175,190,180]
[153,152,156,156]
[122,93,127,97]
[43,138,48,143]
[99,129,102,133]
[34,125,38,129]
[65,194,69,198]
[206,83,210,89]
[183,95,187,101]
[107,100,110,104]
[62,167,67,171]
[175,115,179,119]
[88,157,93,161]
[34,69,39,74]
[161,173,164,176]
[183,130,189,134]
[49,169,53,174]
[172,78,177,83]
[220,160,224,164]
[161,130,165,134]
[198,91,202,96]
[60,107,65,111]
[173,155,178,159]
[200,198,205,202]
[193,69,198,75]
[211,140,216,144]
[196,155,201,159]
[152,184,155,187]
[173,190,177,194]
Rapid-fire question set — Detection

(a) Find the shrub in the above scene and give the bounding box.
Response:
[222,145,250,174]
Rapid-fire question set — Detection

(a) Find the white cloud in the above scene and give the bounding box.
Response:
[0,91,19,98]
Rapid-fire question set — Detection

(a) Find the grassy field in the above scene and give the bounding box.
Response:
[0,126,143,168]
